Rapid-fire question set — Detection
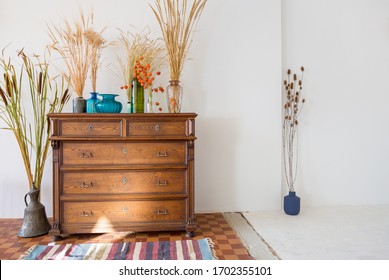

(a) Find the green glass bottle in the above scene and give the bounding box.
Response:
[131,78,144,113]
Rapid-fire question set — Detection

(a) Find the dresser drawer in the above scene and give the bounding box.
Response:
[62,170,187,194]
[127,120,188,137]
[59,120,122,137]
[62,200,186,224]
[62,142,186,165]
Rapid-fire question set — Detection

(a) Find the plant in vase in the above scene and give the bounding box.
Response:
[84,27,107,113]
[48,11,97,113]
[0,49,70,237]
[282,66,306,215]
[117,27,164,113]
[150,0,208,113]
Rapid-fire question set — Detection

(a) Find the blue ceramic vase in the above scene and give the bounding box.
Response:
[86,92,99,113]
[95,94,122,113]
[283,191,300,215]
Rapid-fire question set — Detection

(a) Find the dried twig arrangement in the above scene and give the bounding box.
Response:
[282,67,306,192]
[150,0,207,81]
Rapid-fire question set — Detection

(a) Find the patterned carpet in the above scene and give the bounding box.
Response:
[0,213,253,260]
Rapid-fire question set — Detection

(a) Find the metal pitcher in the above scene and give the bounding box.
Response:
[17,188,51,237]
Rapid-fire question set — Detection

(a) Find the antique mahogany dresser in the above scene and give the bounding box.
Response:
[48,113,197,240]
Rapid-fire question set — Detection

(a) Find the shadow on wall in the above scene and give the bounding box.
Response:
[195,116,240,212]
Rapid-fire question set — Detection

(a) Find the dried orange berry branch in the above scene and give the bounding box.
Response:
[121,56,165,112]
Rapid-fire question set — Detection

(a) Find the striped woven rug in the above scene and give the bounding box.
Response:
[19,238,217,260]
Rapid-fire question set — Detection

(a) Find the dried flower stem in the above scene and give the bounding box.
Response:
[282,66,306,192]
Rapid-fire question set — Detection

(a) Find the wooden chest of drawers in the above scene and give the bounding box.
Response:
[48,113,197,240]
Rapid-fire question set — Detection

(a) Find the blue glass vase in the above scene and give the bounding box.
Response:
[283,191,300,215]
[86,92,99,113]
[95,94,122,113]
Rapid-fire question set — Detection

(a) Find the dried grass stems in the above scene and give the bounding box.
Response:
[117,27,164,100]
[282,66,306,192]
[150,0,207,81]
[84,28,107,92]
[0,49,69,190]
[48,11,106,97]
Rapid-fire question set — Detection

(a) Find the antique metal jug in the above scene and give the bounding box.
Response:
[17,188,51,237]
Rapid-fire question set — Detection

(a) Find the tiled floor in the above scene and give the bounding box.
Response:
[0,213,253,260]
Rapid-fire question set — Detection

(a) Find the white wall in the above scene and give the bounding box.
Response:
[282,0,389,206]
[0,0,282,217]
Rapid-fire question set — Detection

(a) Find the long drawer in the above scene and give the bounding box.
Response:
[62,170,187,194]
[61,142,186,165]
[62,200,187,224]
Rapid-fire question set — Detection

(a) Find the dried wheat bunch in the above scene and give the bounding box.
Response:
[84,28,107,92]
[150,0,207,81]
[48,11,95,98]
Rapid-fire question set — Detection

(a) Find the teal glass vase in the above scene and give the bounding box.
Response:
[86,92,99,113]
[131,79,144,113]
[95,94,122,113]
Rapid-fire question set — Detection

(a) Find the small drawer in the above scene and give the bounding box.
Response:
[62,170,187,194]
[62,200,186,224]
[59,120,122,137]
[127,121,188,137]
[62,142,186,165]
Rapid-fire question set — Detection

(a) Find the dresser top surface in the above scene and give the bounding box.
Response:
[48,113,197,120]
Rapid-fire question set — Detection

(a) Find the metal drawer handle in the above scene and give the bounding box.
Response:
[156,151,168,157]
[122,177,128,184]
[154,124,160,131]
[155,180,168,186]
[79,211,93,217]
[80,152,93,158]
[88,124,94,131]
[80,182,93,188]
[156,209,168,215]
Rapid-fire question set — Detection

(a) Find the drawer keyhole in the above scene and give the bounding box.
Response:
[123,148,127,154]
[88,124,94,131]
[154,124,160,131]
[122,177,128,184]
[156,209,168,215]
